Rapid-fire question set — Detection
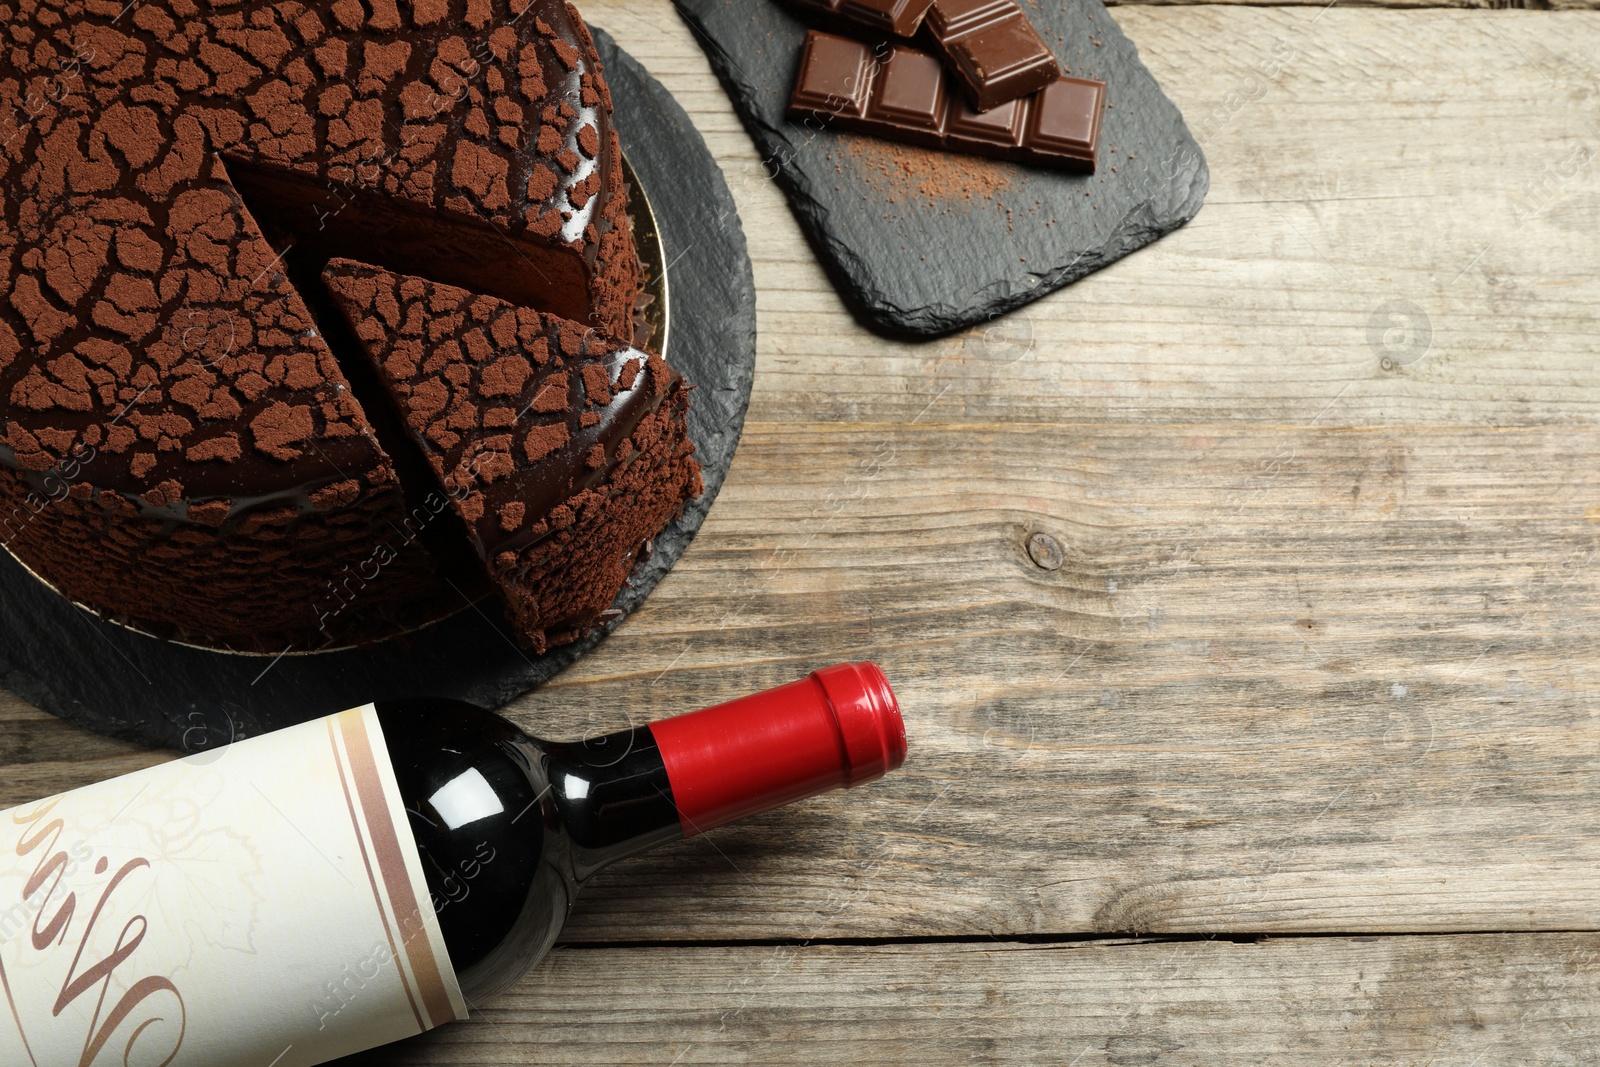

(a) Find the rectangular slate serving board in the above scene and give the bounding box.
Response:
[674,0,1209,339]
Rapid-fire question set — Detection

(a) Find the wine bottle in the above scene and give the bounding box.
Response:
[0,663,905,1067]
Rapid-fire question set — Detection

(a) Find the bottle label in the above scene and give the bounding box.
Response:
[0,706,468,1067]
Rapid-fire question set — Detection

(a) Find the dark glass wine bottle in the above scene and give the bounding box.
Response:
[373,661,906,1001]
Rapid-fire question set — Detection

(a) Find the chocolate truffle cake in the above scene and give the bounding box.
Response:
[0,0,654,651]
[323,259,700,653]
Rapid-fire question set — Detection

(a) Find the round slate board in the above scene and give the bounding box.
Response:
[0,31,757,753]
[674,0,1209,339]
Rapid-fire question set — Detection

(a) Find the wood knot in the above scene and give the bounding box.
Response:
[1026,531,1064,571]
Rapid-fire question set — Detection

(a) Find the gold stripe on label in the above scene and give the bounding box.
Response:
[338,711,458,1030]
[327,717,425,1033]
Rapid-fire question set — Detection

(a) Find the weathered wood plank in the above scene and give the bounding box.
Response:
[338,934,1600,1065]
[0,7,1595,1063]
[2,5,1598,944]
[530,421,1599,939]
[0,690,164,803]
[592,4,1600,426]
[6,421,1600,938]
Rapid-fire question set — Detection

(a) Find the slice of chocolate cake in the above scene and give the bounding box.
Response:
[323,259,701,653]
[0,0,645,650]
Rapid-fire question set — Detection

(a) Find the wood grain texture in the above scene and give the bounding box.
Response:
[339,934,1600,1065]
[3,4,1599,1061]
[603,4,1600,426]
[417,2,1600,942]
[0,691,164,807]
[525,421,1600,940]
[11,420,1598,938]
[517,0,1600,938]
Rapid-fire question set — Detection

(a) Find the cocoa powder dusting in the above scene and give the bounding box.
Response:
[834,135,1014,215]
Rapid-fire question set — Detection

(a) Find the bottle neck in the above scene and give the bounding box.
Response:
[541,725,681,882]
[542,663,907,882]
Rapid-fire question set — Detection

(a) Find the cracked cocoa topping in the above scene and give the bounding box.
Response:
[324,259,700,653]
[0,0,666,651]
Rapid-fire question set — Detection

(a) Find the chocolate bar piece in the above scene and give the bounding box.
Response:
[787,0,936,38]
[789,30,1103,173]
[926,0,1060,111]
[788,0,1060,113]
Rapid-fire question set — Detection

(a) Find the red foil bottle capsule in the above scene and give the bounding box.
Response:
[651,662,908,833]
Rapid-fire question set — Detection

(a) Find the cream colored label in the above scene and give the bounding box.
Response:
[0,706,467,1067]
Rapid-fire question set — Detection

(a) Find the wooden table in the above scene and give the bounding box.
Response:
[5,0,1599,1061]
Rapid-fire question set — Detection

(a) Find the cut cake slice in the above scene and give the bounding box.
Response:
[323,258,701,652]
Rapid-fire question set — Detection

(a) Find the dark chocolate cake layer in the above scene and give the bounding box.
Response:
[323,259,700,653]
[0,0,641,650]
